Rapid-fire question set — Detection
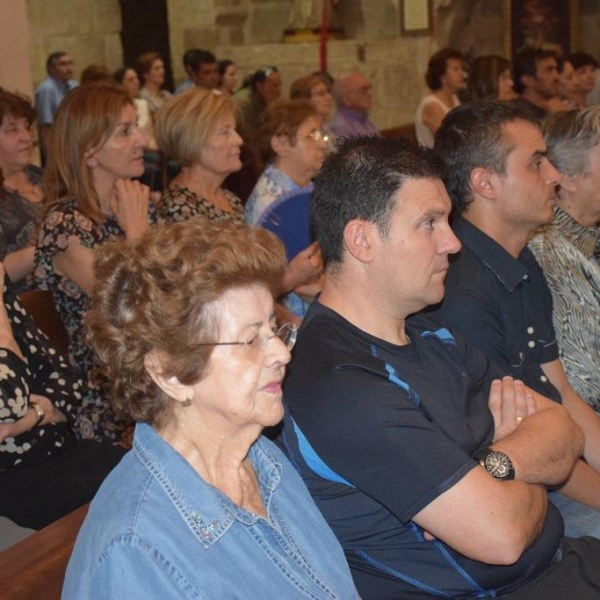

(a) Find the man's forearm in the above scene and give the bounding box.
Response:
[492,402,583,486]
[561,386,600,473]
[554,458,600,510]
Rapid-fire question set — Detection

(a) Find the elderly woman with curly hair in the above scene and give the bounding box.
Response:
[63,219,359,599]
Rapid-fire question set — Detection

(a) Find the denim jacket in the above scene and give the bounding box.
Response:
[63,423,358,599]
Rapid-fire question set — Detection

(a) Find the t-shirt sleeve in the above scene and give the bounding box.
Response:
[287,363,476,524]
[36,205,94,261]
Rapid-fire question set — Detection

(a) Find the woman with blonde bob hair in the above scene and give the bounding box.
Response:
[156,89,322,325]
[63,219,359,599]
[35,82,155,442]
[156,87,246,223]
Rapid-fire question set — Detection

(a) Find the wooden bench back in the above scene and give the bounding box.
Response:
[380,123,418,143]
[0,503,88,599]
[17,289,70,357]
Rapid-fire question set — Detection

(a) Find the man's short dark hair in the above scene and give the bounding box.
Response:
[425,48,464,91]
[311,136,444,267]
[183,49,216,73]
[46,51,67,73]
[567,51,598,71]
[513,47,557,94]
[434,101,539,215]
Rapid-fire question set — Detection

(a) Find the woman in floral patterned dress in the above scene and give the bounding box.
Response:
[35,83,156,442]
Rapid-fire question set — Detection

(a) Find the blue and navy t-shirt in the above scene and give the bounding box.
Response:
[280,301,563,599]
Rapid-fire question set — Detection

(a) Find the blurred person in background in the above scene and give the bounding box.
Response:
[0,90,43,293]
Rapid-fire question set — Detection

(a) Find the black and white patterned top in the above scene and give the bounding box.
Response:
[529,206,600,414]
[0,275,82,472]
[159,185,245,225]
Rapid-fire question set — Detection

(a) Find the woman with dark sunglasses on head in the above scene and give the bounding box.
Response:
[63,219,358,599]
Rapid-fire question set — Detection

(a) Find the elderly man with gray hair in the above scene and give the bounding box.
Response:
[529,106,600,415]
[329,71,379,139]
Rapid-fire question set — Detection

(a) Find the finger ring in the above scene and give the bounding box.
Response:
[515,416,524,424]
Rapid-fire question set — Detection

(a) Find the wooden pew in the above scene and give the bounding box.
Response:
[380,123,418,144]
[0,503,88,599]
[17,289,70,357]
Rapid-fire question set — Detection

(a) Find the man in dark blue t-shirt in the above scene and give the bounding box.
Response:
[279,136,599,599]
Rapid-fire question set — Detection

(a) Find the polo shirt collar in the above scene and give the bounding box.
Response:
[453,216,529,291]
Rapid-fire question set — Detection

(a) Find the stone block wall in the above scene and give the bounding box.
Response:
[24,0,600,130]
[27,0,122,86]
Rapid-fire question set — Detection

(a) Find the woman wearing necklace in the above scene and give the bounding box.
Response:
[156,89,323,325]
[0,90,44,293]
[35,83,156,443]
[156,88,246,225]
[415,48,467,148]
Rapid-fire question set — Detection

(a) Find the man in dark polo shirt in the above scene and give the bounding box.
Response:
[279,136,600,599]
[430,101,600,538]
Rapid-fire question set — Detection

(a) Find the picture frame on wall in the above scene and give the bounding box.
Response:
[400,0,432,36]
[503,0,579,59]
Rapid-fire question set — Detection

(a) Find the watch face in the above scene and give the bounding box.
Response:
[485,452,514,479]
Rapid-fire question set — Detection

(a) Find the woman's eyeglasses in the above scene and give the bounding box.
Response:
[306,130,329,143]
[197,323,297,351]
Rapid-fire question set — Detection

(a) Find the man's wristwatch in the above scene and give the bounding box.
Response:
[474,448,515,480]
[30,402,45,428]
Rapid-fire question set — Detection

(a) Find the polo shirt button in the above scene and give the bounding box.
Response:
[528,341,535,348]
[523,274,530,281]
[540,375,548,382]
[527,327,534,334]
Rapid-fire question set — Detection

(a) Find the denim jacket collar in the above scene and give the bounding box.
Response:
[133,423,282,548]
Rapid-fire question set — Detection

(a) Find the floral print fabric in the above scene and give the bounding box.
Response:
[34,197,157,441]
[159,185,245,225]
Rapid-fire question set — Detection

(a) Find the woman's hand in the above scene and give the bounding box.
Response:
[0,394,66,443]
[110,179,151,240]
[0,395,63,442]
[282,243,323,293]
[30,394,67,424]
[293,274,324,302]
